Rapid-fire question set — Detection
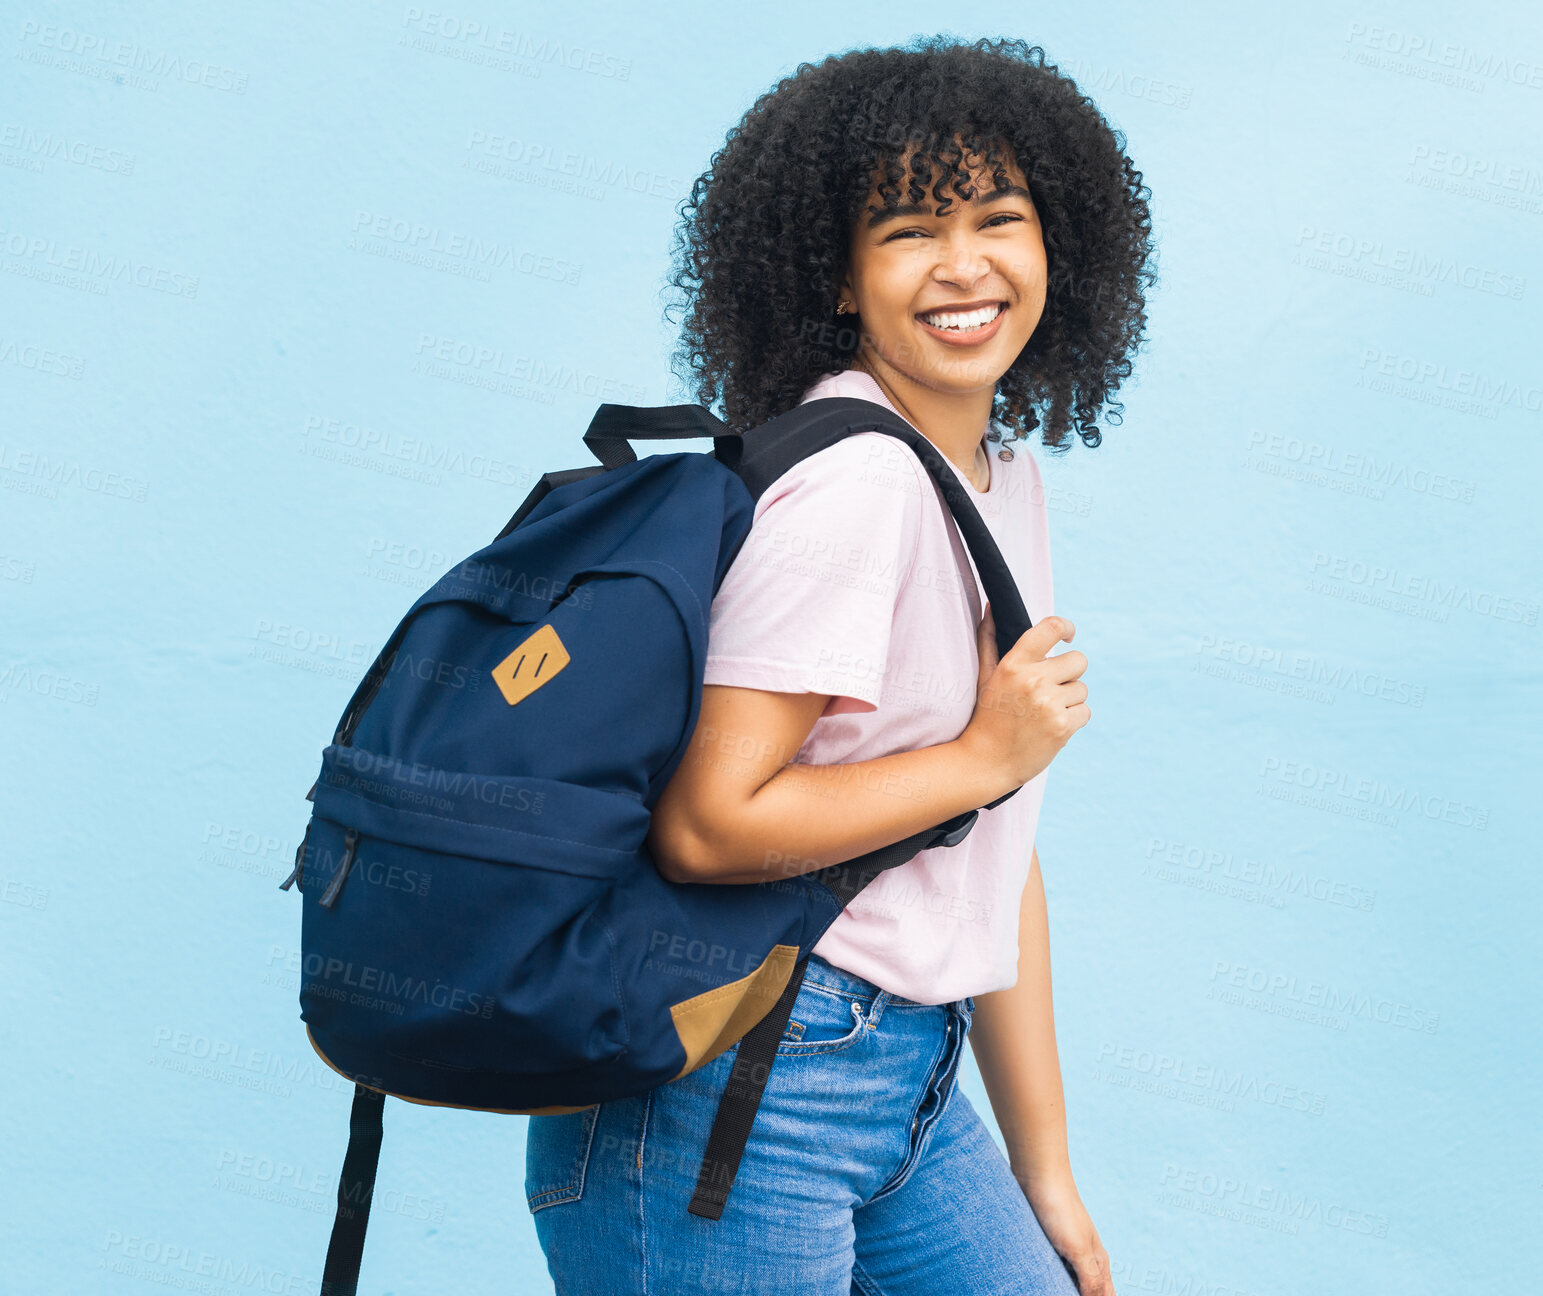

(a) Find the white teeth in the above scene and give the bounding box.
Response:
[919,303,1004,331]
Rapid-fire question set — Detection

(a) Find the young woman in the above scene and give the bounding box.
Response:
[525,36,1154,1295]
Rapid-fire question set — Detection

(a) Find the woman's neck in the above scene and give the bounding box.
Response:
[851,353,994,492]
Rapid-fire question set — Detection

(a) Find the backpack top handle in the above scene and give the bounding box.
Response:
[584,402,743,472]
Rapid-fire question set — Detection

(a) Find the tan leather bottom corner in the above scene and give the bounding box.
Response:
[667,943,800,1080]
[303,1024,598,1116]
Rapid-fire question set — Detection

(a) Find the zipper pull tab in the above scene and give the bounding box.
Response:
[278,821,313,893]
[319,828,360,908]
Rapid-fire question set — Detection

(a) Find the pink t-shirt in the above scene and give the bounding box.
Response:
[701,368,1056,1004]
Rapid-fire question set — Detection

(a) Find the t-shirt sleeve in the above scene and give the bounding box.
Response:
[702,432,925,716]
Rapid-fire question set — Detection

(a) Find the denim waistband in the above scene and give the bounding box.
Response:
[802,950,968,1013]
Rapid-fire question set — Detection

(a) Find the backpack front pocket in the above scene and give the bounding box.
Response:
[298,747,654,1107]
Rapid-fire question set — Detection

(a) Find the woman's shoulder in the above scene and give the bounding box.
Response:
[786,428,928,491]
[779,373,932,494]
[756,397,930,509]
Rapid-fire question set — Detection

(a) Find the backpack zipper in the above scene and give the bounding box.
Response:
[278,821,313,893]
[318,828,361,908]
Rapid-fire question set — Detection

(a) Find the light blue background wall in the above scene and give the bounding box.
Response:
[3,2,1538,1292]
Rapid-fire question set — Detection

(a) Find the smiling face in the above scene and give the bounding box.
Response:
[838,138,1047,397]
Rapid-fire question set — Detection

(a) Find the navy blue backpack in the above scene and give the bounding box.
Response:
[281,396,1033,1295]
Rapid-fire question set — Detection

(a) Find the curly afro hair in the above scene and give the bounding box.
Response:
[663,36,1157,453]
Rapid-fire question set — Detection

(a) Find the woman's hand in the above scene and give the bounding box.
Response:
[1019,1167,1114,1295]
[961,605,1090,789]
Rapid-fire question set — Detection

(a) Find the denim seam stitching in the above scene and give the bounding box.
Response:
[868,1021,955,1201]
[773,1000,866,1056]
[850,1257,884,1296]
[525,1105,600,1212]
[793,980,863,1002]
[638,1088,651,1295]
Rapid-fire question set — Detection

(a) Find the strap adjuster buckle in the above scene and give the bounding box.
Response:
[935,810,979,848]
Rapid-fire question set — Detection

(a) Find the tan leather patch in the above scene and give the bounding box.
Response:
[491,623,570,706]
[667,944,801,1080]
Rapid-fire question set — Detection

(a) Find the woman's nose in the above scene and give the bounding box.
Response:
[932,237,991,285]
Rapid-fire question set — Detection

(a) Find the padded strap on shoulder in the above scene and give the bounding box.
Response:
[732,396,1031,661]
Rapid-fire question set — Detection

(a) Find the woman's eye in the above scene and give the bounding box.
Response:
[885,213,1023,242]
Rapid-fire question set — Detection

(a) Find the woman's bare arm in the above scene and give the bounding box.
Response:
[968,847,1113,1294]
[968,847,1070,1181]
[646,682,1009,885]
[648,613,1085,885]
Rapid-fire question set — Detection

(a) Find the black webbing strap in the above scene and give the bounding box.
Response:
[687,953,811,1220]
[684,799,1014,1220]
[319,1083,385,1296]
[805,803,999,908]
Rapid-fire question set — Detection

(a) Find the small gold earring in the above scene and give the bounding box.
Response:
[836,299,853,315]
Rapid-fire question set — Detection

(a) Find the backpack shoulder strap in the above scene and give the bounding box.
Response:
[734,396,1032,662]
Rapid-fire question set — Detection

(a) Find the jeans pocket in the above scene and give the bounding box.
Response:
[775,986,869,1057]
[524,1103,601,1213]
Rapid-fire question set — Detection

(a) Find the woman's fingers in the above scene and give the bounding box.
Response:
[1069,1240,1114,1295]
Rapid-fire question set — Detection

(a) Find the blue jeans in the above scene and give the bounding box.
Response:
[525,952,1080,1294]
